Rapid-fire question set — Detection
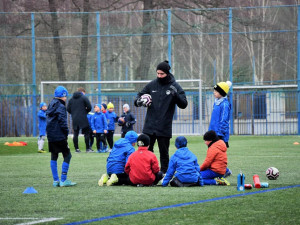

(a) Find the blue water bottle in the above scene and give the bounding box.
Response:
[237,171,245,191]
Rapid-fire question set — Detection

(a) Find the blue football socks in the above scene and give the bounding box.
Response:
[50,160,59,182]
[61,162,70,182]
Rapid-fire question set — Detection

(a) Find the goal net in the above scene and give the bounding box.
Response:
[40,79,204,136]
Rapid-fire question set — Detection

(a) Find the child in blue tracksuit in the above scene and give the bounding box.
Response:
[91,104,108,153]
[105,102,119,151]
[98,131,138,186]
[87,110,95,150]
[209,81,232,148]
[38,102,47,153]
[162,136,203,187]
[46,86,76,187]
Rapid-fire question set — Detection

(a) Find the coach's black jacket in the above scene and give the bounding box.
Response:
[134,73,188,138]
[67,91,92,129]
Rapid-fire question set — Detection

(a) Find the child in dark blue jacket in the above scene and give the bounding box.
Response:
[162,136,203,187]
[98,131,138,186]
[46,86,76,187]
[38,102,47,153]
[91,104,108,153]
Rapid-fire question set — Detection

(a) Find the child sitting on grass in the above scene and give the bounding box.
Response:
[200,130,230,186]
[46,86,76,187]
[162,136,203,187]
[98,131,138,186]
[125,134,163,186]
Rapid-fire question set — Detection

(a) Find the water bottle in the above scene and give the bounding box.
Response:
[253,174,261,188]
[260,182,269,188]
[237,172,245,191]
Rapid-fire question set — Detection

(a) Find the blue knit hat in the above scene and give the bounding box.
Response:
[175,136,188,149]
[125,131,138,144]
[102,103,107,109]
[39,102,47,109]
[95,104,102,110]
[54,86,68,98]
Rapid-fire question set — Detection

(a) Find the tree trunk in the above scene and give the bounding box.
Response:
[78,0,90,81]
[48,0,66,81]
[135,0,153,82]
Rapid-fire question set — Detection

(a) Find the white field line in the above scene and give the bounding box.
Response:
[0,217,63,225]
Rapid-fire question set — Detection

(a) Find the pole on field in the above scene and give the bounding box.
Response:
[168,10,172,67]
[31,13,37,137]
[97,12,102,103]
[297,5,300,134]
[228,8,234,135]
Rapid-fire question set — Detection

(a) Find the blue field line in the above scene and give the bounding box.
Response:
[64,184,300,225]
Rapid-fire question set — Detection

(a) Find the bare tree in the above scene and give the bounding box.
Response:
[48,0,66,81]
[78,0,90,81]
[135,0,154,80]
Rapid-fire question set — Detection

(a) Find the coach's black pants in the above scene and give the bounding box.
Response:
[146,133,170,174]
[73,126,90,150]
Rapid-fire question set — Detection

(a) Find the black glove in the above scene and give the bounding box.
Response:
[170,85,178,97]
[126,122,131,127]
[136,97,144,107]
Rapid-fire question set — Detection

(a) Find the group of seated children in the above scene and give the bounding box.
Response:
[87,102,136,153]
[98,130,231,187]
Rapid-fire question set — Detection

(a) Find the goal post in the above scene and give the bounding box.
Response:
[40,79,203,135]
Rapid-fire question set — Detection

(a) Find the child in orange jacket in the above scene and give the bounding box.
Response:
[200,130,231,185]
[125,134,163,186]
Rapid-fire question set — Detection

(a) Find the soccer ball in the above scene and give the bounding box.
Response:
[266,167,279,180]
[140,94,152,107]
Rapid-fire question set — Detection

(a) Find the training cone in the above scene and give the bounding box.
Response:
[23,187,38,194]
[293,142,299,145]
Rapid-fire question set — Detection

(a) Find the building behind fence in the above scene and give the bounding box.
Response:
[0,5,300,136]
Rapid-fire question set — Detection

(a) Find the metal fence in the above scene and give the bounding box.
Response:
[1,5,300,136]
[0,85,297,137]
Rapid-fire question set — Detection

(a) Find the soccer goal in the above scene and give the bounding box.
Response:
[40,79,204,136]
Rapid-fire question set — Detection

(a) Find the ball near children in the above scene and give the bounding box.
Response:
[266,167,279,180]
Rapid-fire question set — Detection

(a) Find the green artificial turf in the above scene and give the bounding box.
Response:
[0,135,299,225]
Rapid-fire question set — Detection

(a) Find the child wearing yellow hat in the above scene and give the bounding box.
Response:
[209,81,232,148]
[208,81,232,178]
[105,102,119,152]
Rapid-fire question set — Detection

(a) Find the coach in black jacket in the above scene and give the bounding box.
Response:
[134,60,188,173]
[67,87,92,153]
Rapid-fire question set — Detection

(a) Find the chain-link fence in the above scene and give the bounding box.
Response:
[0,5,299,136]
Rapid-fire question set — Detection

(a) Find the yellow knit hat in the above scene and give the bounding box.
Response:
[107,102,114,109]
[214,81,232,97]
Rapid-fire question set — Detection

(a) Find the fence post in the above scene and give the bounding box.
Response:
[228,8,234,135]
[297,6,300,135]
[167,10,172,67]
[31,13,37,137]
[97,12,102,103]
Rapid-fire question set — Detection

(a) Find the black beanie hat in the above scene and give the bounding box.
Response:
[137,134,150,147]
[156,60,171,75]
[203,130,219,141]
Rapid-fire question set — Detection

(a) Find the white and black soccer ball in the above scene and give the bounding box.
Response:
[266,167,279,180]
[140,94,152,107]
